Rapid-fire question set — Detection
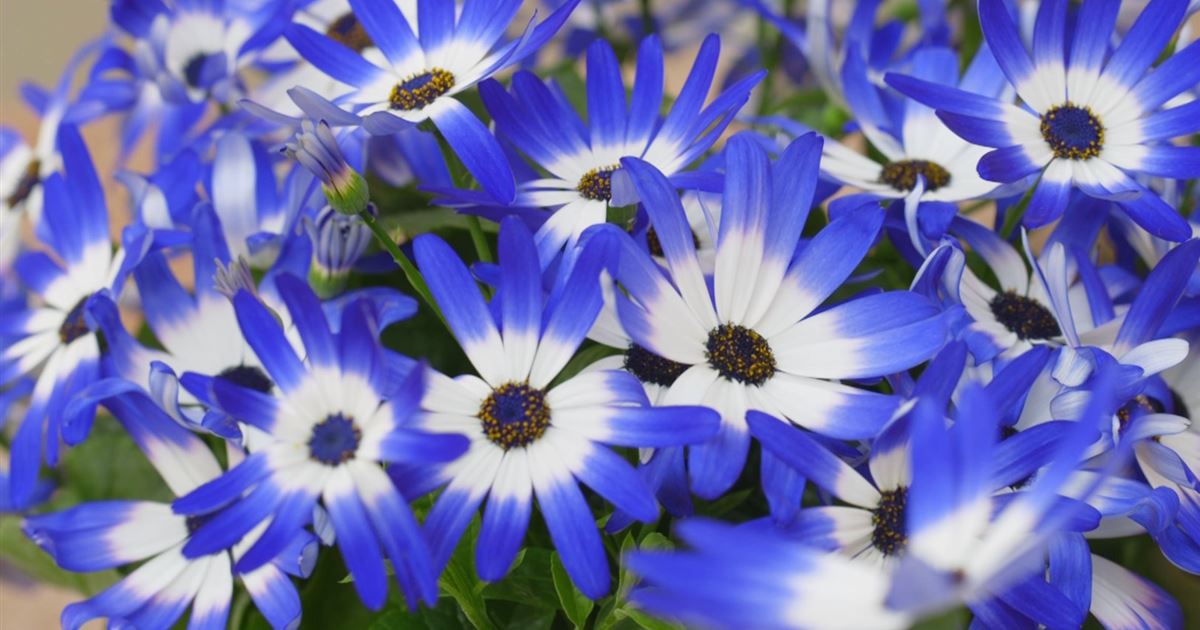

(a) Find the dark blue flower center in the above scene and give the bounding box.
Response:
[389,68,455,111]
[577,165,620,201]
[880,159,950,192]
[1117,394,1165,428]
[625,344,689,388]
[185,512,217,535]
[479,382,551,449]
[706,324,776,386]
[326,13,372,52]
[6,159,40,207]
[308,414,361,466]
[871,487,908,556]
[217,364,273,394]
[182,54,211,88]
[1040,103,1104,160]
[989,291,1061,340]
[58,296,91,344]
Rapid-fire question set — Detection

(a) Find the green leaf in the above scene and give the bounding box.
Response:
[58,414,175,503]
[438,518,495,630]
[550,551,595,628]
[637,532,673,552]
[615,607,683,630]
[482,548,559,610]
[910,606,970,630]
[0,516,119,596]
[549,342,623,389]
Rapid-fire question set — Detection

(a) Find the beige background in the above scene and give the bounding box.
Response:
[1,3,108,628]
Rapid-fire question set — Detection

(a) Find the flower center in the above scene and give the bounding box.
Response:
[624,344,690,388]
[577,165,620,201]
[216,364,273,394]
[182,54,213,89]
[478,382,551,449]
[1040,103,1104,160]
[879,159,950,192]
[871,487,908,556]
[308,414,361,466]
[1116,394,1164,427]
[57,297,91,344]
[389,68,455,111]
[705,324,776,386]
[325,13,372,53]
[988,291,1061,340]
[6,159,40,208]
[184,512,217,535]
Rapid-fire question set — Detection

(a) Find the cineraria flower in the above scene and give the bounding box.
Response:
[24,393,314,630]
[409,218,720,599]
[886,0,1200,241]
[169,276,468,609]
[444,34,761,266]
[0,125,147,509]
[631,372,1122,630]
[1,40,108,267]
[283,0,582,202]
[627,519,912,630]
[610,134,949,499]
[815,44,1014,252]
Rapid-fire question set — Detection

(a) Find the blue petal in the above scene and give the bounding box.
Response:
[1099,0,1187,93]
[234,487,319,574]
[56,125,109,248]
[937,111,1018,149]
[232,291,305,392]
[242,564,301,630]
[417,0,455,53]
[277,274,337,368]
[747,411,877,507]
[626,36,664,145]
[173,452,270,516]
[572,444,657,522]
[978,0,1035,89]
[1129,38,1200,113]
[688,420,751,500]
[533,473,609,599]
[424,485,488,570]
[1113,239,1200,354]
[761,449,806,524]
[585,39,626,150]
[184,481,282,558]
[283,23,386,88]
[325,484,390,610]
[476,488,532,581]
[430,98,515,204]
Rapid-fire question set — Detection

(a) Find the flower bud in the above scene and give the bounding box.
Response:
[306,204,374,297]
[283,120,369,215]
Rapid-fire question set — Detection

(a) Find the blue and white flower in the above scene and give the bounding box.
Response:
[446,34,760,265]
[886,0,1200,241]
[167,276,468,610]
[609,133,950,499]
[283,0,582,202]
[24,392,314,630]
[0,125,148,509]
[409,217,720,599]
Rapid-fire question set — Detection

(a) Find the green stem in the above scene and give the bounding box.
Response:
[999,173,1042,240]
[465,215,494,264]
[357,208,449,331]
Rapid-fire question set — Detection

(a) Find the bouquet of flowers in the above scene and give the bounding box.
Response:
[1,0,1197,628]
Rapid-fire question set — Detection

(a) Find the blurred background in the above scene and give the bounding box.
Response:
[1,3,108,628]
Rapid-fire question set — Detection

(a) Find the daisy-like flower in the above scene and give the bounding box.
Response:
[633,371,1123,630]
[0,125,148,509]
[627,518,912,630]
[94,0,292,157]
[24,392,314,630]
[168,276,469,610]
[886,0,1200,241]
[409,218,720,599]
[610,133,950,499]
[815,44,1012,252]
[444,34,761,265]
[283,0,583,202]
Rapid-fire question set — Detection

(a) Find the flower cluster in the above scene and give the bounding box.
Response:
[1,0,1197,628]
